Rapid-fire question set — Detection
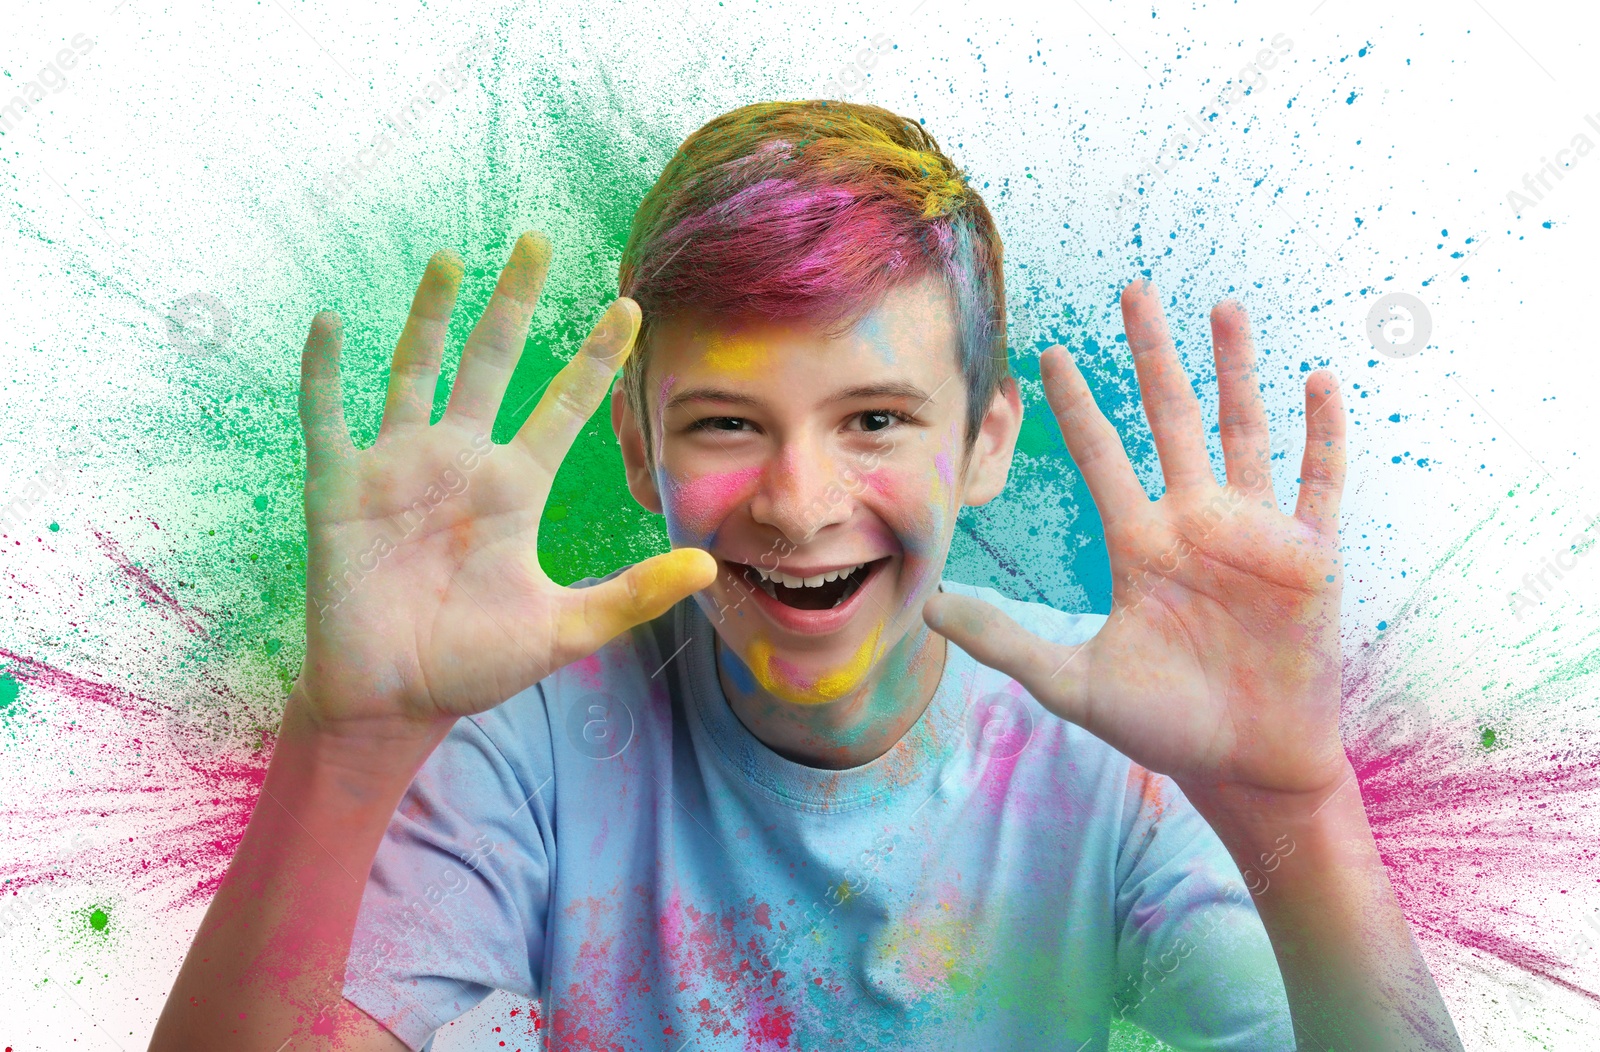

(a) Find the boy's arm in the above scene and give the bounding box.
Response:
[1198,767,1458,1050]
[149,701,434,1051]
[925,281,1462,1050]
[151,234,715,1051]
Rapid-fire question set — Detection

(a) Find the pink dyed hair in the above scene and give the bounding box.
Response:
[617,100,1007,454]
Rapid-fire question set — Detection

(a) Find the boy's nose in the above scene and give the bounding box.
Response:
[749,441,854,545]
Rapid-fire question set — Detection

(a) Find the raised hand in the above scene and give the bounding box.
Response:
[297,232,716,735]
[925,280,1349,803]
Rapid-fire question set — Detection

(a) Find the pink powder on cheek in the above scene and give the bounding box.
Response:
[665,467,763,533]
[860,465,942,556]
[858,466,901,501]
[899,560,939,612]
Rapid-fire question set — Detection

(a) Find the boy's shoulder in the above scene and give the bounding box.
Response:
[938,578,1108,649]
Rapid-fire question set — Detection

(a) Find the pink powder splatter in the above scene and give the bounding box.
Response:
[0,646,270,911]
[1343,614,1600,1000]
[91,524,212,637]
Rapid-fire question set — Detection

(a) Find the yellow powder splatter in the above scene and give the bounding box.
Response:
[746,621,883,705]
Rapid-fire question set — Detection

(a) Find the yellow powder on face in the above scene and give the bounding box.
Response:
[746,622,884,705]
[699,332,769,377]
[812,623,883,699]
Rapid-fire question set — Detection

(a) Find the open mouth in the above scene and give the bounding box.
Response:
[734,558,886,611]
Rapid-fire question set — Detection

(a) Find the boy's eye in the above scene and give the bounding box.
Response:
[856,411,902,432]
[692,416,751,432]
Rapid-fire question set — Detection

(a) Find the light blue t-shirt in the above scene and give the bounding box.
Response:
[343,581,1292,1050]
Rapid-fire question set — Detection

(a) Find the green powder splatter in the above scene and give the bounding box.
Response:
[147,49,685,707]
[0,672,18,712]
[64,903,115,950]
[1108,1018,1177,1050]
[1479,726,1498,750]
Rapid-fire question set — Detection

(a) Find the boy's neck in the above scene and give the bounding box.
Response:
[714,623,948,770]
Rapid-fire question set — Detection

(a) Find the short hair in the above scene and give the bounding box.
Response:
[617,100,1007,457]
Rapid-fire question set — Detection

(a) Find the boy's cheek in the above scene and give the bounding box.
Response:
[861,467,954,549]
[658,465,762,546]
[863,450,963,506]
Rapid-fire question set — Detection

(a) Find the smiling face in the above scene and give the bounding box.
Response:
[613,274,1022,720]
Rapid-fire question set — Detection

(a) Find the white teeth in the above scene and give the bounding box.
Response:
[751,563,866,587]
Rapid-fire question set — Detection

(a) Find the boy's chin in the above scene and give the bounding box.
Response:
[731,615,882,706]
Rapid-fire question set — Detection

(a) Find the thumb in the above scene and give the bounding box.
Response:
[573,548,718,651]
[922,593,1091,726]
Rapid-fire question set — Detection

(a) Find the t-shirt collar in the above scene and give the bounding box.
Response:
[676,586,981,813]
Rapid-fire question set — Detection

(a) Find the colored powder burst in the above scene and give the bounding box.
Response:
[57,903,117,957]
[1340,483,1600,1003]
[433,996,545,1051]
[0,644,272,913]
[0,43,701,920]
[0,35,724,956]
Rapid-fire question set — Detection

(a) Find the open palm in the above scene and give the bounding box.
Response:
[296,233,714,733]
[926,281,1349,800]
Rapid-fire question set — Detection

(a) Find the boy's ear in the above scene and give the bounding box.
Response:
[611,384,663,514]
[961,377,1023,507]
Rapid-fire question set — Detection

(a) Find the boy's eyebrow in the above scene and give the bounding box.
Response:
[664,381,937,412]
[664,387,764,411]
[830,381,937,404]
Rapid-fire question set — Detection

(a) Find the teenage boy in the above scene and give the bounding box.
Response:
[153,101,1462,1051]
